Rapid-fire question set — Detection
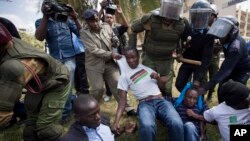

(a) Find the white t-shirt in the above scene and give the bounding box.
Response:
[116,56,130,74]
[118,63,161,100]
[204,102,250,141]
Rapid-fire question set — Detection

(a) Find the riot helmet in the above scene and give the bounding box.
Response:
[210,4,218,17]
[207,15,239,41]
[190,0,212,29]
[159,0,183,20]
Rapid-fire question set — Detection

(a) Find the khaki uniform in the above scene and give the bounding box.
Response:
[80,23,133,111]
[130,13,185,96]
[0,38,69,141]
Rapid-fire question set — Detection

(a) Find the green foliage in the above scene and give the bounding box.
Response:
[19,32,44,50]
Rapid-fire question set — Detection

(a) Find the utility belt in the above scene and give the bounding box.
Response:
[139,94,164,103]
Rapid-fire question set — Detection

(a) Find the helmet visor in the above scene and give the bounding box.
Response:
[207,18,234,38]
[190,8,211,29]
[159,1,183,20]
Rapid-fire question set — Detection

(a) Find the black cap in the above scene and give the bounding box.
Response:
[83,9,98,20]
[219,79,250,106]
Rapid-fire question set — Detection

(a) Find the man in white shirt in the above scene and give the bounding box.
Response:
[204,80,250,141]
[113,47,184,141]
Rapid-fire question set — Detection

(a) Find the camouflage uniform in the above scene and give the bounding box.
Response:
[129,13,185,96]
[0,38,69,141]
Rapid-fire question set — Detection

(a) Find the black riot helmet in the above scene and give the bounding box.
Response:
[207,15,239,41]
[189,0,212,30]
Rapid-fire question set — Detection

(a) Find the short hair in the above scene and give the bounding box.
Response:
[124,47,139,56]
[73,95,98,115]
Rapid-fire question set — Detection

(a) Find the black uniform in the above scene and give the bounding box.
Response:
[175,25,214,92]
[203,35,250,102]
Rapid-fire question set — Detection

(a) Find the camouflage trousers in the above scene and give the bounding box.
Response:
[142,54,174,97]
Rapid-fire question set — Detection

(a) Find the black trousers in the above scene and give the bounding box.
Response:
[75,53,89,94]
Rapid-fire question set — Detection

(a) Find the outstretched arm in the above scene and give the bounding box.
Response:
[113,90,127,135]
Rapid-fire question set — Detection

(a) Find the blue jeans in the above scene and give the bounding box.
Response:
[184,122,199,141]
[60,57,76,120]
[138,99,184,141]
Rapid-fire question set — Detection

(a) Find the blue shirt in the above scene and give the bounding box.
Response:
[82,124,114,141]
[72,33,85,54]
[35,18,78,59]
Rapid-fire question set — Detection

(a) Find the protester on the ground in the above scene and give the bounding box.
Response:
[166,82,208,141]
[203,80,250,141]
[80,9,136,116]
[175,0,214,92]
[129,0,187,97]
[72,33,89,95]
[113,47,184,141]
[60,95,136,141]
[199,15,250,103]
[35,0,81,122]
[0,23,70,141]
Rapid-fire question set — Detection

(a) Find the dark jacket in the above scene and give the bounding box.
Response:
[181,25,214,82]
[60,115,110,141]
[204,35,250,90]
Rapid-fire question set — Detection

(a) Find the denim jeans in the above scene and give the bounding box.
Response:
[137,99,184,141]
[184,122,199,141]
[60,56,76,120]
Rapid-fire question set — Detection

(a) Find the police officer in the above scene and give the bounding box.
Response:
[199,15,250,103]
[80,9,136,116]
[129,0,186,96]
[175,0,214,92]
[0,23,69,141]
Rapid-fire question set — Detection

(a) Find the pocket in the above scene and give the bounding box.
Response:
[48,100,65,109]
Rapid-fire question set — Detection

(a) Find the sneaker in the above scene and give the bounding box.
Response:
[126,110,137,116]
[103,96,111,102]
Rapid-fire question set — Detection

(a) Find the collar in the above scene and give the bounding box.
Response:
[82,125,100,132]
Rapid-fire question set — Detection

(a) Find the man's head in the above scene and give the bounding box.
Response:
[207,15,239,43]
[190,0,212,30]
[83,9,100,32]
[73,95,101,128]
[219,80,250,109]
[184,88,199,108]
[104,13,114,26]
[124,47,140,69]
[0,23,12,58]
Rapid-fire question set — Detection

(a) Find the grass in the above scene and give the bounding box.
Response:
[0,87,221,141]
[0,61,226,141]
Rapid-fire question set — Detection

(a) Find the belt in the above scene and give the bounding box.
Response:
[139,94,163,103]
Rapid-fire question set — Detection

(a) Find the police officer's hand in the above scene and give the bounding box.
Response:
[112,52,122,60]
